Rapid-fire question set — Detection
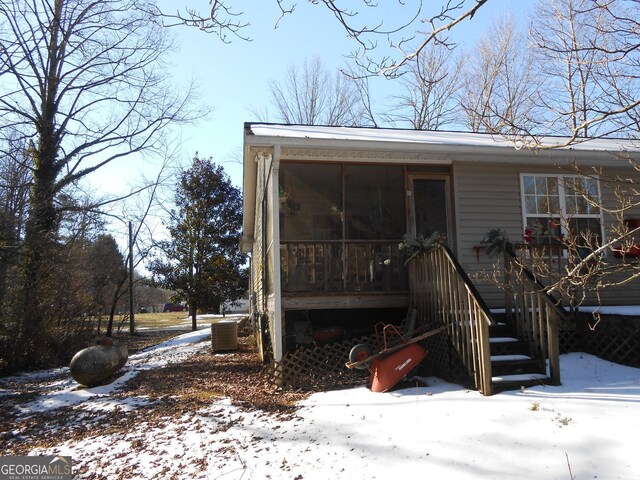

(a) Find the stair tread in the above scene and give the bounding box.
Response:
[492,373,548,382]
[489,337,519,343]
[490,354,532,362]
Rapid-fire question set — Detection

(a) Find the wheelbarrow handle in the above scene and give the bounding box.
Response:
[374,322,406,350]
[345,325,449,369]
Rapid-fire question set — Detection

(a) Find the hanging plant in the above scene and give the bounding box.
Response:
[481,228,512,258]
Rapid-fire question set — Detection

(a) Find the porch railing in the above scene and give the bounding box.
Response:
[503,247,563,385]
[408,246,495,395]
[280,241,407,294]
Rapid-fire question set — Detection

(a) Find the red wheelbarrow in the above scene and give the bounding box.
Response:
[346,324,448,393]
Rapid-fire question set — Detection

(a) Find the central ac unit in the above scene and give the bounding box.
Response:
[211,321,238,352]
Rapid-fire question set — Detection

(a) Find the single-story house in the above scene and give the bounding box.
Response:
[240,123,640,384]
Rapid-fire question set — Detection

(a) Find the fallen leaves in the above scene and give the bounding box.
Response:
[1,334,309,458]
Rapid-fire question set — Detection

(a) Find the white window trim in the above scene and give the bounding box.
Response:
[519,173,605,245]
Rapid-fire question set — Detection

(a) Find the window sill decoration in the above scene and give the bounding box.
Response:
[612,246,640,258]
[480,228,563,258]
[524,221,564,245]
[613,218,640,257]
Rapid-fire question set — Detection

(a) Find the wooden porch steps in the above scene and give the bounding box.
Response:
[491,373,549,392]
[488,322,551,392]
[491,354,541,376]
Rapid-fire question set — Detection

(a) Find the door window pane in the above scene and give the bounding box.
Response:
[413,179,448,238]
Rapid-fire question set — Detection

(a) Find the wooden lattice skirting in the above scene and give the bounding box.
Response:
[266,326,460,391]
[560,313,640,368]
[267,334,383,391]
[421,332,474,388]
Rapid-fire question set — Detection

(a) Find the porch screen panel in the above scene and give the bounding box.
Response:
[279,163,342,240]
[344,165,405,240]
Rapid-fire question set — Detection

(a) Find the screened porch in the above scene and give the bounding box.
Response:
[278,162,408,295]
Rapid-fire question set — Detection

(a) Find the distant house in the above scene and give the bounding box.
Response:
[240,123,640,392]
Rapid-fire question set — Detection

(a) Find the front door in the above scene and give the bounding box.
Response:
[408,176,453,244]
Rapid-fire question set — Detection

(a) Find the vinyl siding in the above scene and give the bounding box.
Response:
[453,161,640,307]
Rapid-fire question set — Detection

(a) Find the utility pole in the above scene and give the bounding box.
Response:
[129,221,135,335]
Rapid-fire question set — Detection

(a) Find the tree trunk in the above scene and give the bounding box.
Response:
[189,304,197,331]
[106,272,130,338]
[21,157,58,341]
[19,0,63,351]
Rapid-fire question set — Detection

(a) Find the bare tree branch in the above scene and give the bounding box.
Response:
[153,1,491,77]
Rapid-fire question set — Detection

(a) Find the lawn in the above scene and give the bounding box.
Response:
[129,311,244,331]
[133,311,191,330]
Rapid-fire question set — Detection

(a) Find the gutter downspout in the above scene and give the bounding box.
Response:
[271,144,283,362]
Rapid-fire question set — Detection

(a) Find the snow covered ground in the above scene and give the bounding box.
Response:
[2,320,639,480]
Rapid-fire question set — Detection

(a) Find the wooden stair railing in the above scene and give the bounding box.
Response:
[408,245,496,396]
[503,245,566,386]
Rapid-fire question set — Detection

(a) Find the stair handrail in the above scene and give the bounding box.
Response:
[408,245,495,395]
[505,244,569,316]
[502,244,563,385]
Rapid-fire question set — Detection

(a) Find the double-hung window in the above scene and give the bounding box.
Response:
[521,174,602,247]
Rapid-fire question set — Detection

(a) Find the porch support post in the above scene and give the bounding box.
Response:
[271,144,283,361]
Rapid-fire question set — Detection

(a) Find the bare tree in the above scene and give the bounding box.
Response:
[0,0,193,358]
[459,14,539,135]
[256,56,368,126]
[510,0,640,147]
[156,1,491,78]
[529,0,612,139]
[447,2,640,316]
[587,0,640,136]
[386,43,462,130]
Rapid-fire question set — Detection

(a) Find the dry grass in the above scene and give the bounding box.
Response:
[112,311,244,332]
[110,311,191,331]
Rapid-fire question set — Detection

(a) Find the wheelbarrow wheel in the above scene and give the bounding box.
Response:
[349,343,373,370]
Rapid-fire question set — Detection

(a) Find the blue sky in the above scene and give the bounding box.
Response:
[97,0,533,195]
